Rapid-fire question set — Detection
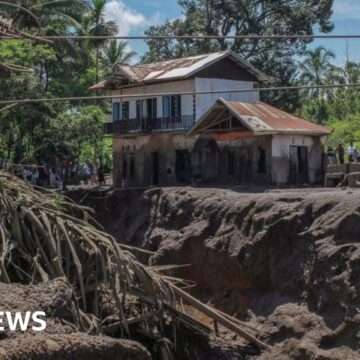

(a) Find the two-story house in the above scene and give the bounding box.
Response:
[92,50,331,187]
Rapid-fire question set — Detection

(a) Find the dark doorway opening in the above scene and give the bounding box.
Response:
[257,147,266,174]
[151,152,159,185]
[129,153,135,180]
[146,98,157,119]
[289,146,308,184]
[238,147,253,184]
[227,149,235,175]
[175,150,191,183]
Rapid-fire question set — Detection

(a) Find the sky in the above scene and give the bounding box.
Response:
[104,0,360,65]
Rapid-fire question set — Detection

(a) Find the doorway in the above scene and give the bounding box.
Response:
[289,146,308,184]
[175,150,191,183]
[151,152,159,185]
[238,147,253,184]
[146,98,157,119]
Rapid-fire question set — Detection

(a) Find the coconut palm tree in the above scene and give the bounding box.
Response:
[84,0,118,84]
[102,40,136,73]
[298,46,335,98]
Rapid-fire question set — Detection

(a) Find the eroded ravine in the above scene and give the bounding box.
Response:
[69,187,360,359]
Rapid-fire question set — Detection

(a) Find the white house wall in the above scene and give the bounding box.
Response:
[111,78,260,120]
[195,78,259,118]
[271,134,323,184]
[112,80,195,118]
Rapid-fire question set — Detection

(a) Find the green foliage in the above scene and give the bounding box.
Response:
[102,40,136,74]
[301,98,330,124]
[328,116,360,149]
[298,46,335,98]
[40,105,109,164]
[0,0,134,168]
[142,0,335,111]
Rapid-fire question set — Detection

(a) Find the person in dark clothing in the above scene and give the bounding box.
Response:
[336,144,345,164]
[97,164,105,185]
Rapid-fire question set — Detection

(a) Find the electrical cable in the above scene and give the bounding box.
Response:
[0,83,359,106]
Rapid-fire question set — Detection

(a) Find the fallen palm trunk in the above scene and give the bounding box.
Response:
[0,171,269,353]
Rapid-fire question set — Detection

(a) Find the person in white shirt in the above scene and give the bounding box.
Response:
[348,142,357,162]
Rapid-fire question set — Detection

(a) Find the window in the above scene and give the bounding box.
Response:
[136,100,143,119]
[163,96,170,118]
[122,101,129,119]
[171,95,181,117]
[227,150,235,175]
[146,98,157,119]
[113,102,120,122]
[163,95,181,122]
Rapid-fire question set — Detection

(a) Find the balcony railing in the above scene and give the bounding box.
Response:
[104,115,195,135]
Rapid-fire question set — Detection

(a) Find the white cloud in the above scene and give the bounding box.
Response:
[333,0,360,20]
[104,0,145,36]
[104,0,162,36]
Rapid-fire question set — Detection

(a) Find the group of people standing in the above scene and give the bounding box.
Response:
[328,142,357,165]
[0,156,106,189]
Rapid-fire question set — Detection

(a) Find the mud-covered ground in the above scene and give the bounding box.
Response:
[69,186,360,359]
[0,280,151,360]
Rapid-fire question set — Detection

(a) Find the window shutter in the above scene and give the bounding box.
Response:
[122,101,129,119]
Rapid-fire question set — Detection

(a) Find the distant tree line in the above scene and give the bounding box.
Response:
[0,0,135,166]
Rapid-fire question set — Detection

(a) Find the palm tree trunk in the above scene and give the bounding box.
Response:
[96,45,99,105]
[96,45,99,84]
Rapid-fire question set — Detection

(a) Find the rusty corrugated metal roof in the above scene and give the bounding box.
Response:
[223,100,331,135]
[90,50,271,90]
[187,98,332,137]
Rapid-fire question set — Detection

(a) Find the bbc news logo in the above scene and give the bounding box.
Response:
[0,312,46,331]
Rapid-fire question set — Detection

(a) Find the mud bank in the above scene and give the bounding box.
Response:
[69,186,360,359]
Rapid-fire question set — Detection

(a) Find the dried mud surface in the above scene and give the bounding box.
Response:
[0,280,150,360]
[71,186,360,359]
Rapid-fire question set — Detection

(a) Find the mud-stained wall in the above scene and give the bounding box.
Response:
[271,134,325,184]
[113,134,197,187]
[113,134,325,187]
[113,134,274,187]
[216,135,272,185]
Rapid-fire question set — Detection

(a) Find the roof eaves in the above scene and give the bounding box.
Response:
[253,129,332,136]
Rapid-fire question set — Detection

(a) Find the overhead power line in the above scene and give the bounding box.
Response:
[0,83,359,106]
[2,34,360,41]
